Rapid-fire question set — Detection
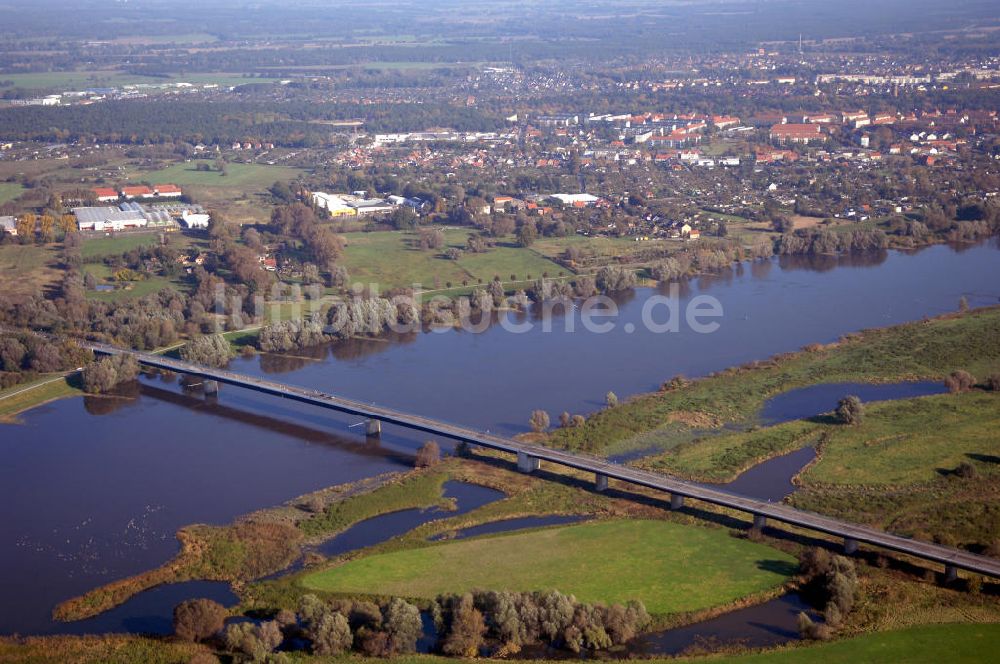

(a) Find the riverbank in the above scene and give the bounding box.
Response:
[0,373,82,423]
[544,306,1000,457]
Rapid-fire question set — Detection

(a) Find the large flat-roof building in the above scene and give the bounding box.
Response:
[312,192,357,217]
[312,192,396,217]
[551,193,600,206]
[74,205,148,232]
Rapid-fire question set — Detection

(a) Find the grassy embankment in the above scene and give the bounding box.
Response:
[0,373,82,423]
[545,307,1000,458]
[301,519,797,616]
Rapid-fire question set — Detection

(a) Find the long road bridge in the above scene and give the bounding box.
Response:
[89,342,1000,582]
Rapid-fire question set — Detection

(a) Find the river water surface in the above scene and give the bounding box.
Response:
[1,241,998,637]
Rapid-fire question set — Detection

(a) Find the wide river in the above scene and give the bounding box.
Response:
[1,241,999,636]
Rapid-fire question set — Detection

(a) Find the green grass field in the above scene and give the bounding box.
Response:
[136,162,306,189]
[81,234,162,260]
[83,261,189,302]
[340,229,564,291]
[784,391,1000,549]
[0,182,24,204]
[805,391,1000,486]
[87,275,182,302]
[302,519,796,616]
[551,307,1000,456]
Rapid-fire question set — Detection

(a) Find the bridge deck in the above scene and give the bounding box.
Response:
[89,342,1000,579]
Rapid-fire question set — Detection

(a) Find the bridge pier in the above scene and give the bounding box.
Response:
[844,537,859,556]
[365,419,382,438]
[945,565,959,584]
[670,494,685,510]
[203,379,219,396]
[752,514,767,531]
[595,473,608,492]
[517,451,540,473]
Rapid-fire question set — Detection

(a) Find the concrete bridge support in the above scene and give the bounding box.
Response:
[945,565,959,583]
[753,514,767,531]
[595,473,608,492]
[203,379,219,396]
[517,451,540,473]
[844,537,859,556]
[670,494,685,510]
[365,419,382,438]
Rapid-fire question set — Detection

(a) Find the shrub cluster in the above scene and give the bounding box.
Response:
[179,333,235,368]
[209,591,651,660]
[257,318,329,352]
[81,354,140,394]
[173,598,228,643]
[944,370,976,393]
[431,589,651,655]
[835,394,864,425]
[797,548,859,640]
